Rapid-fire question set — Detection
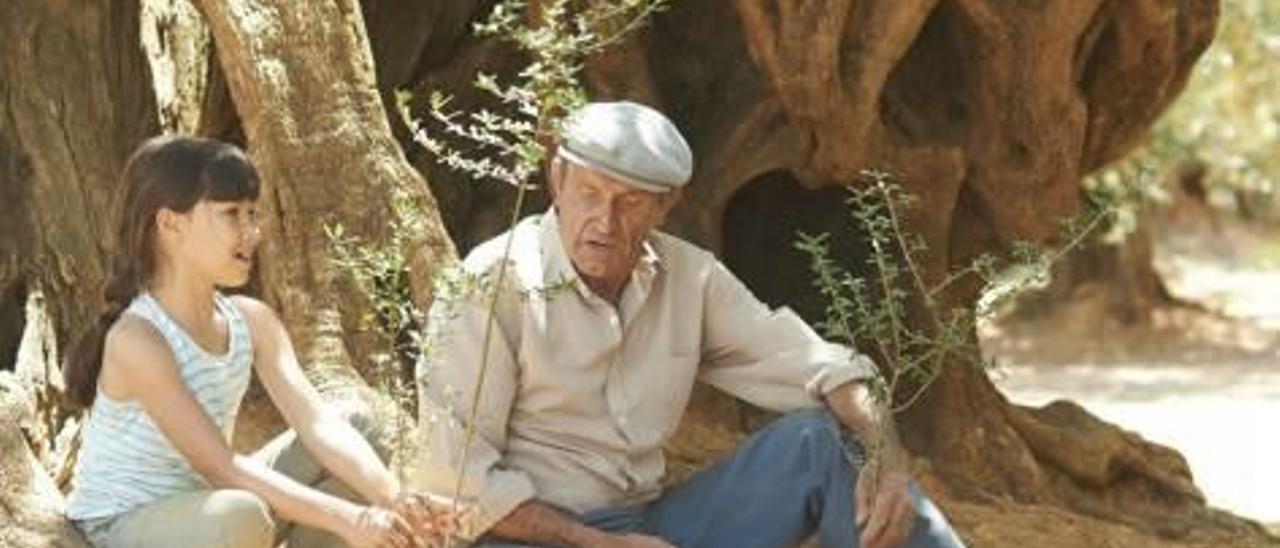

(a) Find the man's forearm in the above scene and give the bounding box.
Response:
[823,381,907,464]
[488,500,607,547]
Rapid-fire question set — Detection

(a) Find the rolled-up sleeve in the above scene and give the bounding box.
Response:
[413,281,535,537]
[697,260,875,412]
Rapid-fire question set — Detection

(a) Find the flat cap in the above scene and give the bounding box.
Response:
[557,101,693,193]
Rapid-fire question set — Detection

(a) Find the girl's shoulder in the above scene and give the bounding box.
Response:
[101,313,182,396]
[105,312,171,360]
[224,294,285,342]
[225,294,273,323]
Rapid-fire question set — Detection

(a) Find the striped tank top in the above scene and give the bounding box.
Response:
[65,292,254,520]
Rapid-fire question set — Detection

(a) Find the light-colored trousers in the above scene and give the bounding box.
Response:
[74,409,386,548]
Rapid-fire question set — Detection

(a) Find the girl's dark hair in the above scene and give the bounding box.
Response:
[64,135,260,411]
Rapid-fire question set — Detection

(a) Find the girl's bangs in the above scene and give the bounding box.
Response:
[202,148,261,202]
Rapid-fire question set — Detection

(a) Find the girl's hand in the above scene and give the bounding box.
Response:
[394,492,475,548]
[342,504,417,548]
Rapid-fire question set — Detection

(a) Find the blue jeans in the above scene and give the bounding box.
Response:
[484,409,966,547]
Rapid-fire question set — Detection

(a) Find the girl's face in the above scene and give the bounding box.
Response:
[160,199,263,288]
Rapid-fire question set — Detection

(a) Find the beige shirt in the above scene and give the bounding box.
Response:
[414,209,873,536]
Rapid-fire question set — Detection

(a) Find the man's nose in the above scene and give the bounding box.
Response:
[593,204,620,234]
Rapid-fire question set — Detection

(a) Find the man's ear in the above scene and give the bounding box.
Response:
[547,156,566,200]
[653,187,683,225]
[661,187,684,215]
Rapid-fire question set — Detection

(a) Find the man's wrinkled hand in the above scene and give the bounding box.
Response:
[855,464,916,548]
[393,492,474,548]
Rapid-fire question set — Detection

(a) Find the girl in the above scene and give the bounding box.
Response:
[63,135,440,547]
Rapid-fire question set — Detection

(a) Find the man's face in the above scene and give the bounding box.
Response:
[551,159,676,294]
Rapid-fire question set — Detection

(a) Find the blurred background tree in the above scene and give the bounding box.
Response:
[1010,0,1280,325]
[1151,0,1278,217]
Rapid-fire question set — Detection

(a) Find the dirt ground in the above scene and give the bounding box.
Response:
[981,217,1280,539]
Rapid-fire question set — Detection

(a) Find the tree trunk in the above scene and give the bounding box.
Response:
[188,0,458,446]
[0,0,160,352]
[568,0,1266,544]
[0,6,460,542]
[2,0,1274,545]
[385,0,1272,542]
[1012,210,1176,327]
[0,2,160,540]
[1,373,88,547]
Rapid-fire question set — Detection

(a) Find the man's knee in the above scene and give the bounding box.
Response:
[341,399,377,436]
[341,400,395,461]
[756,409,853,464]
[206,489,275,547]
[771,409,842,447]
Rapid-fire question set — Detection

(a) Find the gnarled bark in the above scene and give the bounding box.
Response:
[0,2,461,531]
[189,0,458,446]
[0,3,159,539]
[0,0,160,352]
[386,0,1255,541]
[0,373,87,548]
[578,0,1243,542]
[2,0,1271,545]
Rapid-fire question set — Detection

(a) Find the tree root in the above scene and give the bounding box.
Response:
[1006,399,1201,502]
[0,373,88,547]
[1001,398,1274,543]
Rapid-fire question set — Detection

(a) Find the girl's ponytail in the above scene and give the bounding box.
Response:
[64,258,140,410]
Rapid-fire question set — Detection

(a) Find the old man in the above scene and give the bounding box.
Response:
[416,101,965,548]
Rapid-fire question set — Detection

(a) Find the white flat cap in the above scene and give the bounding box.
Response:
[557,101,693,193]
